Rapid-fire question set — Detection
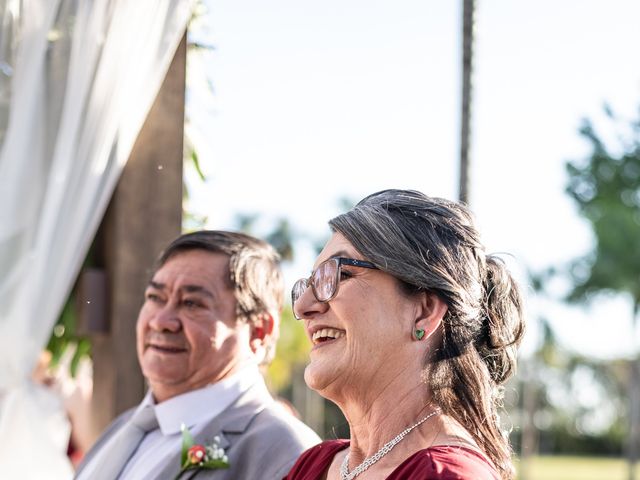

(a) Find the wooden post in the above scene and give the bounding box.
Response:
[84,32,186,438]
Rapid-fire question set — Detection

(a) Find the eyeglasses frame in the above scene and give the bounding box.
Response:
[291,256,378,319]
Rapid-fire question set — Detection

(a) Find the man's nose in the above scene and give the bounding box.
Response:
[148,303,182,332]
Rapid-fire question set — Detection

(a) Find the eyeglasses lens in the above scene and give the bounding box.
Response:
[313,259,338,302]
[291,258,340,314]
[292,278,308,305]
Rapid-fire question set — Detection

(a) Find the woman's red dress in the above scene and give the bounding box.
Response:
[283,440,500,480]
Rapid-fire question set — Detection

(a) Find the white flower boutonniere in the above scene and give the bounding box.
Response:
[174,424,230,480]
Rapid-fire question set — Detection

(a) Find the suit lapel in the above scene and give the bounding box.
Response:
[74,409,135,478]
[155,381,274,479]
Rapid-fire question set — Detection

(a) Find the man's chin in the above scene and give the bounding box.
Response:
[141,358,188,386]
[143,373,192,402]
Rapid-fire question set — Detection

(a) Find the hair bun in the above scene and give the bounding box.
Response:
[477,255,526,385]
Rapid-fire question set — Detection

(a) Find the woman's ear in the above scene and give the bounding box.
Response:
[413,291,447,342]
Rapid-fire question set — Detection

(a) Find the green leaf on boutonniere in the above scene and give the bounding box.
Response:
[199,459,230,469]
[174,430,230,479]
[180,423,195,467]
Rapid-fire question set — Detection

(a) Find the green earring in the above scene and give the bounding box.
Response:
[414,328,425,341]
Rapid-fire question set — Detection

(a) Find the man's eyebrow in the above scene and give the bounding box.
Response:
[146,282,214,298]
[181,285,215,298]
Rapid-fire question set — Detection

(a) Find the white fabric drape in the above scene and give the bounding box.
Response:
[0,0,194,477]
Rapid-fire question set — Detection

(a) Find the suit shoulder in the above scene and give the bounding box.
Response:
[222,402,320,479]
[251,401,321,448]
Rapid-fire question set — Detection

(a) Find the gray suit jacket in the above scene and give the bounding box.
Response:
[75,381,321,480]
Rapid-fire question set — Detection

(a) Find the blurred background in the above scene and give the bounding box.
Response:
[182,2,640,477]
[2,0,640,479]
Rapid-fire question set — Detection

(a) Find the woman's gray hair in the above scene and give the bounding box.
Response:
[329,189,525,480]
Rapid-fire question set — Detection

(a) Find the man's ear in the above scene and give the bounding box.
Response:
[413,291,447,341]
[249,312,275,354]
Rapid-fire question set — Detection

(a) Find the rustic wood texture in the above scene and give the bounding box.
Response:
[88,32,186,435]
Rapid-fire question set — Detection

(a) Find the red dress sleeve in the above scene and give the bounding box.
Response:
[282,440,349,480]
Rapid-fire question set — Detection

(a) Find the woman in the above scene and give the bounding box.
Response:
[285,189,525,480]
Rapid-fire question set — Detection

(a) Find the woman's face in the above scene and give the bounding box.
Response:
[295,232,426,403]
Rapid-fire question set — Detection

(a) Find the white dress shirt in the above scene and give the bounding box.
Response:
[78,364,263,480]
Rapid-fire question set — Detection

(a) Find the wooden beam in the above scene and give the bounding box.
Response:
[86,32,186,437]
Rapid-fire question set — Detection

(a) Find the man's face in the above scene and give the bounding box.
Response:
[136,249,253,402]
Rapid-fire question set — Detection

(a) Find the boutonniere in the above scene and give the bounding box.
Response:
[174,424,230,480]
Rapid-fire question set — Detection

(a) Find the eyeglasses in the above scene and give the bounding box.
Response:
[291,257,378,319]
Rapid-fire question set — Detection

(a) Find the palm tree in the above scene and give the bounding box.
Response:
[459,0,475,205]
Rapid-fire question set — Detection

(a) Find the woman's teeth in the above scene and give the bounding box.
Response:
[312,328,345,344]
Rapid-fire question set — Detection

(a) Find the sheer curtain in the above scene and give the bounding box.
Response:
[0,0,194,477]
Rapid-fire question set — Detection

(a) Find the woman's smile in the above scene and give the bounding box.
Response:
[307,324,347,350]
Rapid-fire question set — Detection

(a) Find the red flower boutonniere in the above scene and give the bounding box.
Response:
[174,424,230,480]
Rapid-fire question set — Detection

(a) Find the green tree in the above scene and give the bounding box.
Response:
[513,268,627,475]
[565,105,640,479]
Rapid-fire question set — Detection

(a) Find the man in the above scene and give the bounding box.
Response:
[75,231,320,479]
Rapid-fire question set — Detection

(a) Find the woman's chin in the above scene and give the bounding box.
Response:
[303,361,340,397]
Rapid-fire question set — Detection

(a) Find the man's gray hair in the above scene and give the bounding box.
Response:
[155,230,284,365]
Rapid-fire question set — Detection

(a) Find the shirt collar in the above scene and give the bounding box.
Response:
[139,362,263,435]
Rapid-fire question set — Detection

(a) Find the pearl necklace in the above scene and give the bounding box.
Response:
[339,409,441,480]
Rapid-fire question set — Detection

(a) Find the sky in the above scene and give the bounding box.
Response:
[185,0,640,359]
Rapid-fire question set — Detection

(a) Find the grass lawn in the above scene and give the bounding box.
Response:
[516,455,638,480]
